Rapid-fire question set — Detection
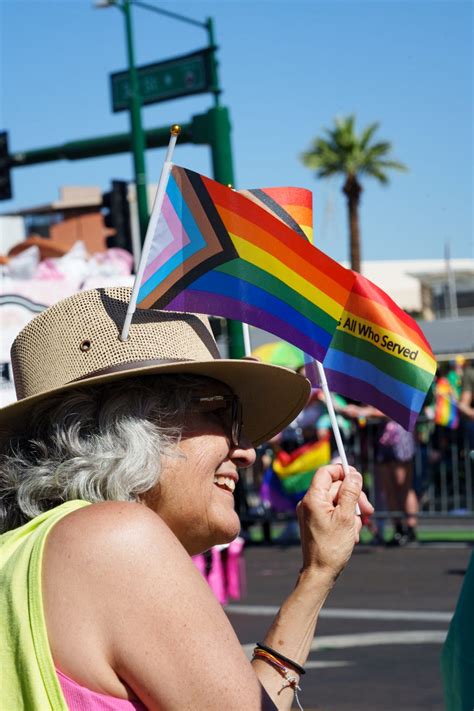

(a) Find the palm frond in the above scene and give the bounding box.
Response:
[317,166,340,178]
[360,122,380,150]
[300,115,407,184]
[364,141,392,158]
[376,159,408,172]
[365,167,390,183]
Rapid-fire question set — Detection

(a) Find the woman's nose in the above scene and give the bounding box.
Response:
[230,436,256,468]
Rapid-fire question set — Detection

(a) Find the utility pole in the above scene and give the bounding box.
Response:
[95,0,149,244]
[206,106,246,358]
[445,241,458,318]
[121,0,149,244]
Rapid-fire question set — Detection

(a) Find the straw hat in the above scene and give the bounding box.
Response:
[1,287,310,446]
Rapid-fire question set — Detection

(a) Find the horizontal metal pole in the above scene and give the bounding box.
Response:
[132,0,206,28]
[10,122,193,167]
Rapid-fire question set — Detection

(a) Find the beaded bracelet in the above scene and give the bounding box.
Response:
[252,647,304,711]
[255,642,306,675]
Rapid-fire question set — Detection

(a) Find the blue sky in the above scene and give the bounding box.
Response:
[0,0,472,263]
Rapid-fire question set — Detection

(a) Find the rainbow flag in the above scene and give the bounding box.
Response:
[323,272,437,431]
[137,165,354,363]
[434,376,459,429]
[135,164,435,431]
[238,186,313,242]
[260,439,331,512]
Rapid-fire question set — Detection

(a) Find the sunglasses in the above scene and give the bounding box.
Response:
[189,394,243,447]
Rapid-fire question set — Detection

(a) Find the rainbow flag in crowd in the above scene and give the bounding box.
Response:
[137,166,354,363]
[434,376,459,429]
[260,439,331,512]
[323,272,437,431]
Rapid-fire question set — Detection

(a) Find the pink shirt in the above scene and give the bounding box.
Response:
[57,668,148,710]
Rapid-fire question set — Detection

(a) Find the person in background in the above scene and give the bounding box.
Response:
[447,355,466,400]
[458,358,474,454]
[377,420,418,545]
[0,287,373,711]
[428,363,460,476]
[414,383,436,509]
[314,393,354,459]
[434,362,460,431]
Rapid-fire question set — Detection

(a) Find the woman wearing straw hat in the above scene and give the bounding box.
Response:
[0,286,373,711]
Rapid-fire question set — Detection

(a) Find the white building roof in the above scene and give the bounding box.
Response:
[345,258,474,312]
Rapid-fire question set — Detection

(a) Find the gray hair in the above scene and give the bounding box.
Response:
[0,374,210,533]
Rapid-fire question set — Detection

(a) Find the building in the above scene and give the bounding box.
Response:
[343,259,474,320]
[1,186,106,256]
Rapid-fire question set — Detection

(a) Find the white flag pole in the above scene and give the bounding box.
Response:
[305,355,361,514]
[120,125,181,342]
[242,323,252,357]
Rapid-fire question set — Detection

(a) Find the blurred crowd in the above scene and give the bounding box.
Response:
[239,355,474,547]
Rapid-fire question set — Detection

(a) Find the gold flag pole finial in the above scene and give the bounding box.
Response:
[171,124,182,136]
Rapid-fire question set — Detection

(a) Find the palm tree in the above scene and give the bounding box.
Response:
[301,115,407,273]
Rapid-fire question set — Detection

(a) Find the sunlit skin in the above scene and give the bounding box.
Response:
[143,384,255,555]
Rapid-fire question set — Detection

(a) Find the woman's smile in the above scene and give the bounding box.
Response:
[213,474,238,494]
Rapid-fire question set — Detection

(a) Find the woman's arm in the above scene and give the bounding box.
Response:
[252,466,372,709]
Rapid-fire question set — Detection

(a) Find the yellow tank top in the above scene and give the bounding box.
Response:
[0,500,90,710]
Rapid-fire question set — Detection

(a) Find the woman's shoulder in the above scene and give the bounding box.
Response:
[43,501,188,601]
[52,499,161,529]
[46,500,179,565]
[45,498,204,629]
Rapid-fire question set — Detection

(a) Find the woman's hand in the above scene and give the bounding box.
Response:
[297,464,374,580]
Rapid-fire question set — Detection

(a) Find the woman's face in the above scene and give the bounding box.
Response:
[144,382,255,555]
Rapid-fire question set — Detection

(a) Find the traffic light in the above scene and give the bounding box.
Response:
[102,180,132,253]
[0,131,12,201]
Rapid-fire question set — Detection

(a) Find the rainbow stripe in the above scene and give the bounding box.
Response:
[260,439,331,512]
[323,272,437,431]
[137,166,354,363]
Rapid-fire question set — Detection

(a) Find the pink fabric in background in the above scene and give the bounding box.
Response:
[207,546,228,604]
[192,538,246,605]
[227,537,246,600]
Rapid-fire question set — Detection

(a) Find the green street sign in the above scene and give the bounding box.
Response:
[110,47,215,113]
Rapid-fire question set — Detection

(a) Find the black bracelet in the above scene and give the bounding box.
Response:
[255,642,306,675]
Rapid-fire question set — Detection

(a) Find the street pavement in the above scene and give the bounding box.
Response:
[225,541,472,711]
